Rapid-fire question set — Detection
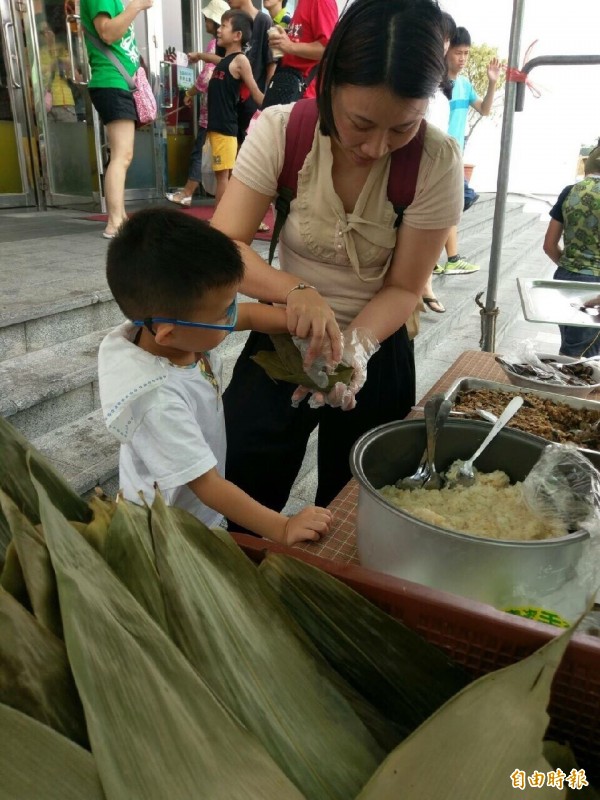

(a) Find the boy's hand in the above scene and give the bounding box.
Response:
[283,506,332,545]
[487,57,501,83]
[187,52,203,63]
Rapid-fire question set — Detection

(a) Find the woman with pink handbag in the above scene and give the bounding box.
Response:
[81,0,154,239]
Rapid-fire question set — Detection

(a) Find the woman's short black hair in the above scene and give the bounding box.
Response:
[317,0,446,138]
[106,208,244,321]
[450,26,472,48]
[221,9,253,49]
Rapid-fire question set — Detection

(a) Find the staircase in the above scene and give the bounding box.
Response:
[0,196,551,501]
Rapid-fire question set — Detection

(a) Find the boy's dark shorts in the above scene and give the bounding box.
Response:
[88,87,137,125]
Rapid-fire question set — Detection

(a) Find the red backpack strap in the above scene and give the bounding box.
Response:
[387,120,427,226]
[269,107,426,263]
[269,99,319,264]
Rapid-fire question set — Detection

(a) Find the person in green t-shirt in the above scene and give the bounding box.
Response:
[80,0,152,239]
[263,0,291,29]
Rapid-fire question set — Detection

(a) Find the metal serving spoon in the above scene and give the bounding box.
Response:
[422,398,453,490]
[396,395,444,490]
[449,396,524,488]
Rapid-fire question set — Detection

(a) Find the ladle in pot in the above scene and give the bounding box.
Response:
[447,396,524,487]
[421,398,453,490]
[395,395,450,490]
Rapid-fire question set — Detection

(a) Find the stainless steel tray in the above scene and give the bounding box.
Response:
[444,376,600,462]
[517,278,600,326]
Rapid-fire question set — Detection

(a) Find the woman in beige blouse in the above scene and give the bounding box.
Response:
[212,0,463,519]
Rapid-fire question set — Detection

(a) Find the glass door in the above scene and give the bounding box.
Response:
[15,0,167,211]
[15,0,99,207]
[0,0,37,207]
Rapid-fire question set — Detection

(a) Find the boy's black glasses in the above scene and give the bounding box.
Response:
[132,298,238,335]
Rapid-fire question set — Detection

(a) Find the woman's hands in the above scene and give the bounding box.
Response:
[291,328,380,411]
[286,286,343,368]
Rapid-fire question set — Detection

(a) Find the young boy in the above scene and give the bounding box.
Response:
[98,208,331,545]
[434,26,501,275]
[206,10,264,209]
[263,0,291,29]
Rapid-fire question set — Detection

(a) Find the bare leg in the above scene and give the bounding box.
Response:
[181,179,200,196]
[422,273,445,313]
[445,226,458,259]
[104,119,135,235]
[214,169,231,210]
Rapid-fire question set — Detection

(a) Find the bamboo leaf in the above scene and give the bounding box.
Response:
[251,334,354,391]
[79,494,116,555]
[0,539,29,607]
[150,497,384,800]
[0,416,89,567]
[103,498,168,631]
[33,474,307,800]
[357,622,579,800]
[0,586,88,747]
[0,703,105,800]
[259,554,469,732]
[0,488,62,637]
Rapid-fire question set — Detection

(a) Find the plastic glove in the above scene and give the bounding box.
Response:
[291,328,380,411]
[292,335,337,389]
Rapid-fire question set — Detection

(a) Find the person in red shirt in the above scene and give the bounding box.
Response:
[266,0,338,99]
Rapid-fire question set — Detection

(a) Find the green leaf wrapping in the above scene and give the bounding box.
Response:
[150,497,384,800]
[251,334,353,391]
[34,475,306,800]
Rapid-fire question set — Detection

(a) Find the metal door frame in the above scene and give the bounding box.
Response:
[0,0,37,207]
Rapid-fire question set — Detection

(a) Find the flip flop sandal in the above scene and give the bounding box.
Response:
[422,296,446,314]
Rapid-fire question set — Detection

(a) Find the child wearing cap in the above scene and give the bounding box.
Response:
[165,0,229,207]
[98,208,332,543]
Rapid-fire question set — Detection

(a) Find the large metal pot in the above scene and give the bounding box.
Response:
[350,419,589,611]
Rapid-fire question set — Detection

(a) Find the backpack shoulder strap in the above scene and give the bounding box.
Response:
[387,119,427,226]
[269,98,319,264]
[269,108,426,263]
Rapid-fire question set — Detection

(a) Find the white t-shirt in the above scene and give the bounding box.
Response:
[98,323,226,528]
[426,88,450,134]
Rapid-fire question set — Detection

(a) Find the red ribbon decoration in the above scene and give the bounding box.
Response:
[505,40,542,98]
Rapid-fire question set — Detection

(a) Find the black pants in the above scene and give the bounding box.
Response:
[223,329,415,529]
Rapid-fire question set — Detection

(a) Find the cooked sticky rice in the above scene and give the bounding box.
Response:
[380,466,566,541]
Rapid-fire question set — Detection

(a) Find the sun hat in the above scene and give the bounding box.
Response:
[203,0,229,25]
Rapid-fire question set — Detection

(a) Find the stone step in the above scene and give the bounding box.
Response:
[0,329,109,440]
[33,409,119,498]
[0,291,123,361]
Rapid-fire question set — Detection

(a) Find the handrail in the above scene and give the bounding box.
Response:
[515,54,600,111]
[481,4,600,351]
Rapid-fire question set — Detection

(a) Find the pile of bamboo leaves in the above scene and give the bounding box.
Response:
[0,415,594,800]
